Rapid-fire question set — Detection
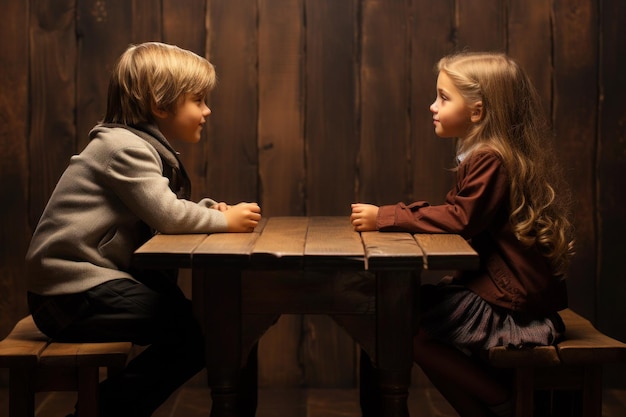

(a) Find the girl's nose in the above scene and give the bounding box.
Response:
[429,101,437,113]
[204,104,212,116]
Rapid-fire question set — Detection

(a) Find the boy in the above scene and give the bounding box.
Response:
[25,42,261,417]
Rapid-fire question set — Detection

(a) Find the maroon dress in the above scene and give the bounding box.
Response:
[376,149,566,352]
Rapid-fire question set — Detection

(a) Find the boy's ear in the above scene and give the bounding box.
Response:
[151,101,169,119]
[470,101,483,123]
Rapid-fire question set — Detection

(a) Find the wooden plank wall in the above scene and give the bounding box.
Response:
[1,0,625,388]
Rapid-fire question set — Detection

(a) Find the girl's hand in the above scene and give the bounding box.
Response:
[350,203,380,232]
[210,202,230,212]
[222,202,262,232]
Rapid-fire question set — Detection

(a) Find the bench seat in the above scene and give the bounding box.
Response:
[487,308,626,417]
[0,315,132,417]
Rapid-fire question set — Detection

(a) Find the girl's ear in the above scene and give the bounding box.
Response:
[470,101,484,123]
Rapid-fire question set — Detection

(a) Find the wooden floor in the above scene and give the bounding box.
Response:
[1,367,626,416]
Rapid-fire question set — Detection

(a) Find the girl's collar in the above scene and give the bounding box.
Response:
[456,143,482,164]
[456,148,473,164]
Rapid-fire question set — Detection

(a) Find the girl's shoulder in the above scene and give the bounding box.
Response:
[460,146,503,168]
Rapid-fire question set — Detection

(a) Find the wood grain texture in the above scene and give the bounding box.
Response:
[558,309,626,365]
[1,0,625,391]
[193,231,261,267]
[131,0,162,42]
[76,0,133,150]
[487,345,560,368]
[0,0,30,338]
[305,0,358,215]
[360,231,423,270]
[596,0,626,388]
[258,0,305,216]
[163,0,209,201]
[0,317,48,367]
[358,0,411,205]
[39,341,132,367]
[255,0,307,384]
[28,0,77,226]
[552,0,598,319]
[251,217,307,267]
[258,216,362,387]
[242,270,374,316]
[204,0,259,204]
[412,234,479,270]
[133,234,207,268]
[304,217,364,268]
[507,0,553,116]
[410,0,456,205]
[456,0,506,51]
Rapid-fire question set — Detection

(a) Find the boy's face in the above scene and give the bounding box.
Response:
[154,93,211,144]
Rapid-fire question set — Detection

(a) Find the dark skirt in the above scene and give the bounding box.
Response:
[418,281,565,355]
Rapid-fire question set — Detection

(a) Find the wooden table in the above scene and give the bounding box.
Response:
[133,216,478,417]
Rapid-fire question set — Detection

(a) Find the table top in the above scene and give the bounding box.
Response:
[133,216,479,271]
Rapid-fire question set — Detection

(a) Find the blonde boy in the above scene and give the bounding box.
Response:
[26,42,261,417]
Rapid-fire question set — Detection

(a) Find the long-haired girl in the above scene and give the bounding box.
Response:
[351,51,574,417]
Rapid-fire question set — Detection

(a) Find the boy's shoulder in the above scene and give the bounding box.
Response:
[89,124,150,145]
[87,125,159,152]
[83,125,161,164]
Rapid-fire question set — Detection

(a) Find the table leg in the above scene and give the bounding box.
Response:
[375,270,417,417]
[360,349,381,417]
[193,267,254,417]
[237,342,258,416]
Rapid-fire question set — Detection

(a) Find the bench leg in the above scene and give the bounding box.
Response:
[513,368,534,417]
[77,366,100,417]
[582,365,602,417]
[9,368,35,417]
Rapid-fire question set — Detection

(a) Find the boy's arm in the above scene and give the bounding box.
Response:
[106,144,231,234]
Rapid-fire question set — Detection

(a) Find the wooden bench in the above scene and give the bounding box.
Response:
[486,308,626,417]
[0,315,133,417]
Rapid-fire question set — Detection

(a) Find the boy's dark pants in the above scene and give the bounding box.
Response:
[28,275,205,417]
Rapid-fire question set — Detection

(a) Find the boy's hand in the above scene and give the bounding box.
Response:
[210,202,230,212]
[222,202,262,232]
[350,203,379,232]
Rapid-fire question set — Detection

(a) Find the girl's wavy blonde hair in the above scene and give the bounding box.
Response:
[104,42,216,125]
[438,51,574,276]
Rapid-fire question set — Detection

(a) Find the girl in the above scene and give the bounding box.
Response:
[351,51,574,417]
[26,42,261,417]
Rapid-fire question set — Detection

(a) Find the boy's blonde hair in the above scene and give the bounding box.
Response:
[437,51,574,276]
[104,42,216,125]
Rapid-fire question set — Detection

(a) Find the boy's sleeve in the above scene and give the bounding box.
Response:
[198,198,219,208]
[105,143,228,234]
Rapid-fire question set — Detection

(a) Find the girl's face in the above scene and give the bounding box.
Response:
[154,93,211,144]
[429,72,474,140]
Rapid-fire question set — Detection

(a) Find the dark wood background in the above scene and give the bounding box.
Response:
[1,0,625,388]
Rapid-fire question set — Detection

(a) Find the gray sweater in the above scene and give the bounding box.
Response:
[26,125,228,295]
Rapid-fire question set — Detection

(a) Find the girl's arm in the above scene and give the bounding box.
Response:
[376,151,509,238]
